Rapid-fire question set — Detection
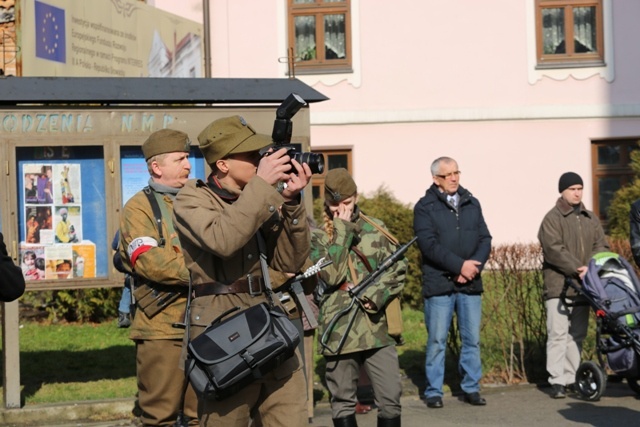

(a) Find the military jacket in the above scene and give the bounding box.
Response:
[173,176,309,338]
[119,188,190,340]
[311,214,406,356]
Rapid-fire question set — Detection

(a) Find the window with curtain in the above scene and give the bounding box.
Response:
[288,0,351,74]
[535,0,604,68]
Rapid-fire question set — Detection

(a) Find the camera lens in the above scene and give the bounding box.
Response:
[293,152,325,175]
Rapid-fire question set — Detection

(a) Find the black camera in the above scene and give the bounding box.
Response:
[268,93,324,175]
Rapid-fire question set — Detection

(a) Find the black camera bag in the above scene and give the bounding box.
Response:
[186,302,299,400]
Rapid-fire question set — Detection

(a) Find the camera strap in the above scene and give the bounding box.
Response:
[257,231,277,308]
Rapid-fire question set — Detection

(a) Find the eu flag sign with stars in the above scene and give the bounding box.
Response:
[35,1,66,63]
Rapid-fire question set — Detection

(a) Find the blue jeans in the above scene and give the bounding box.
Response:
[118,280,132,314]
[423,293,482,398]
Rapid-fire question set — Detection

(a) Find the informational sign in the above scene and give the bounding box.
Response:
[17,0,203,77]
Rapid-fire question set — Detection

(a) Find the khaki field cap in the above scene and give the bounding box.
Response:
[197,115,273,165]
[325,168,357,203]
[142,129,191,160]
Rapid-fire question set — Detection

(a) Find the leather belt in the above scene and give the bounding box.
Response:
[338,282,356,292]
[193,275,263,298]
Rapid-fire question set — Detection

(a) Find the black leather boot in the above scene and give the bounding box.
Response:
[332,413,358,427]
[377,415,401,427]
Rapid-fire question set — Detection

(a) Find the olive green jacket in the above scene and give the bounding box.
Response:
[311,214,406,356]
[119,188,190,340]
[538,197,609,300]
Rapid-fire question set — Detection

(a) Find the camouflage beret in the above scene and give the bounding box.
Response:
[142,129,191,160]
[197,115,272,165]
[325,168,357,203]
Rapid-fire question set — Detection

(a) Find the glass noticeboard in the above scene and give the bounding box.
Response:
[16,146,107,282]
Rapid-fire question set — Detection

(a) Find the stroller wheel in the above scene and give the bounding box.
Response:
[575,361,607,401]
[627,377,640,395]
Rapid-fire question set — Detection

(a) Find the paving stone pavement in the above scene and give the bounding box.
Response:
[3,381,640,426]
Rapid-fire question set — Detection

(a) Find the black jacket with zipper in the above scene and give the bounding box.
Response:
[413,184,492,298]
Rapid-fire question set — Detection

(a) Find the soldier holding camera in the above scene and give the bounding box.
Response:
[173,115,312,426]
[119,129,198,426]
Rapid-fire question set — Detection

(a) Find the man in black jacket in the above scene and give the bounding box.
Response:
[413,156,492,409]
[0,232,25,302]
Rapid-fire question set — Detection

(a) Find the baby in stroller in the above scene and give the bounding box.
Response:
[562,251,640,401]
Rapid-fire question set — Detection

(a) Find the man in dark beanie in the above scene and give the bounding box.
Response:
[538,171,608,399]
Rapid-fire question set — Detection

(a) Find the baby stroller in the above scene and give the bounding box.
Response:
[562,251,640,401]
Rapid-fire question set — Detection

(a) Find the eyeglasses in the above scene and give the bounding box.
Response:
[435,171,461,179]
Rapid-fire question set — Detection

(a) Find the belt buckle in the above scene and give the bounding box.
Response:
[247,274,262,296]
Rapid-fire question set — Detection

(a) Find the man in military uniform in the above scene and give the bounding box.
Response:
[119,129,198,426]
[173,115,312,427]
[310,168,406,427]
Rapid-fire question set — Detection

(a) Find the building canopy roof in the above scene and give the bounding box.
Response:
[0,77,329,106]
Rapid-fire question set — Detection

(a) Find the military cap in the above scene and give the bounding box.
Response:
[142,129,191,160]
[197,116,272,165]
[325,168,357,203]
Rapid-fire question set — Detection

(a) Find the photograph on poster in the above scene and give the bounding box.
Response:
[44,245,74,280]
[24,173,38,203]
[20,246,45,281]
[23,164,54,204]
[54,206,82,244]
[24,206,53,244]
[72,243,96,278]
[54,164,81,205]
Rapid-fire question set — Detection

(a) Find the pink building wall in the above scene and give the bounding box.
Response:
[153,0,640,245]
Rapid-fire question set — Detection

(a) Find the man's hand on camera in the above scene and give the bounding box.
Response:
[257,148,293,186]
[281,159,312,202]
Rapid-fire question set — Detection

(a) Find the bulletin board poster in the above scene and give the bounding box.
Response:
[17,146,106,284]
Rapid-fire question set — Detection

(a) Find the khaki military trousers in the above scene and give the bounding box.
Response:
[199,350,307,427]
[136,339,198,426]
[324,345,402,420]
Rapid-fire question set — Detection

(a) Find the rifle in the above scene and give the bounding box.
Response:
[319,236,417,355]
[284,258,332,329]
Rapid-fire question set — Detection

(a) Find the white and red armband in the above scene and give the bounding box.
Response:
[127,236,158,267]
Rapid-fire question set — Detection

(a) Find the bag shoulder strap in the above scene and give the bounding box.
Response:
[359,212,399,246]
[143,186,165,248]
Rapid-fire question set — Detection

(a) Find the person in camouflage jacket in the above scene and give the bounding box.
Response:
[118,129,198,427]
[311,168,406,427]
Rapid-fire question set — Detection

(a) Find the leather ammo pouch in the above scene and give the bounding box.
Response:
[185,302,300,400]
[133,282,182,319]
